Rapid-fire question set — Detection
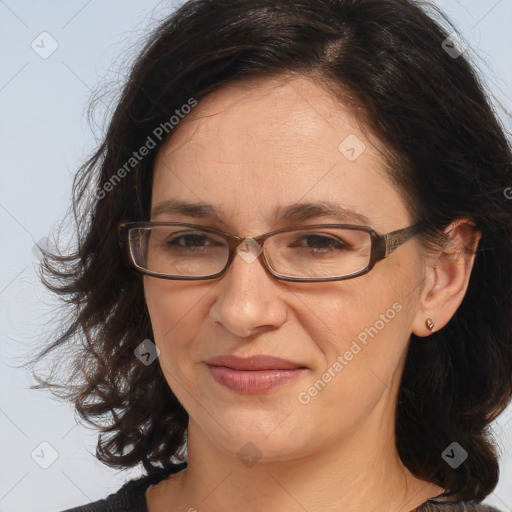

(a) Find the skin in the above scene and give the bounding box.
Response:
[143,75,481,512]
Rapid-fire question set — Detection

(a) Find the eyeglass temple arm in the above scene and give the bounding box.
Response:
[383,223,423,257]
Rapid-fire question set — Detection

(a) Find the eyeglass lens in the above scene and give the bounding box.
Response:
[128,225,373,279]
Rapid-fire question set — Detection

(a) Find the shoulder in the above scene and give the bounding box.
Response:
[57,462,187,512]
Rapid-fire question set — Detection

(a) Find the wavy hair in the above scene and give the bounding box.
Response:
[23,0,512,502]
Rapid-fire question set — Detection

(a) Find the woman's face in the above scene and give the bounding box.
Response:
[145,75,426,462]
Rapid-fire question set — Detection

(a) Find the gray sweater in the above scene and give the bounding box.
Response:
[59,463,503,512]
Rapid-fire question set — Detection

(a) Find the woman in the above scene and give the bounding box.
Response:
[27,0,511,511]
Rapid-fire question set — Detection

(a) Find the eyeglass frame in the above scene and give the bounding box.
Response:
[118,220,424,283]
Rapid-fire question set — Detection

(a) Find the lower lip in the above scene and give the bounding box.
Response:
[207,365,306,394]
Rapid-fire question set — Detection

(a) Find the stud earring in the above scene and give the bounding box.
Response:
[425,318,435,332]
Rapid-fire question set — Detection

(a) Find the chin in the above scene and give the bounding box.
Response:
[195,407,312,461]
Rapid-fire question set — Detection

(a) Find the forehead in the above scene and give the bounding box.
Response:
[151,75,410,233]
[160,75,361,163]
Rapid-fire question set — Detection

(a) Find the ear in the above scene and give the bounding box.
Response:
[412,219,481,337]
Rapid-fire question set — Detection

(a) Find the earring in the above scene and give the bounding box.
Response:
[425,318,435,332]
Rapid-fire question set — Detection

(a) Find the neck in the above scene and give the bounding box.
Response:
[149,410,444,512]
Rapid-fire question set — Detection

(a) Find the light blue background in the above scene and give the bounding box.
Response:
[1,1,511,511]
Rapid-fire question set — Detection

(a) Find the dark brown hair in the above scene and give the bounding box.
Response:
[23,0,512,503]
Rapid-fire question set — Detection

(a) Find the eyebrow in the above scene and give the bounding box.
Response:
[150,199,372,226]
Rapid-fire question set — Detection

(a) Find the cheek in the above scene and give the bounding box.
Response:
[300,269,413,390]
[143,279,207,373]
[296,305,409,428]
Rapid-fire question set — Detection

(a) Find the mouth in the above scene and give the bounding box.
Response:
[205,354,306,371]
[205,354,307,394]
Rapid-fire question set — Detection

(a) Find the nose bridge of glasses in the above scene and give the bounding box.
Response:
[233,236,265,265]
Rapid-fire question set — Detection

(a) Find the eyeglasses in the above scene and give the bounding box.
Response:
[118,221,424,283]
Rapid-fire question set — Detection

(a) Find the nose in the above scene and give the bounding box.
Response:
[208,238,288,338]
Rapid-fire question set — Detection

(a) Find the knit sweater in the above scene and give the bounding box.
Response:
[59,462,503,512]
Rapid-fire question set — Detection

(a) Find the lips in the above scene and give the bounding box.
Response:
[205,354,307,393]
[205,354,305,371]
